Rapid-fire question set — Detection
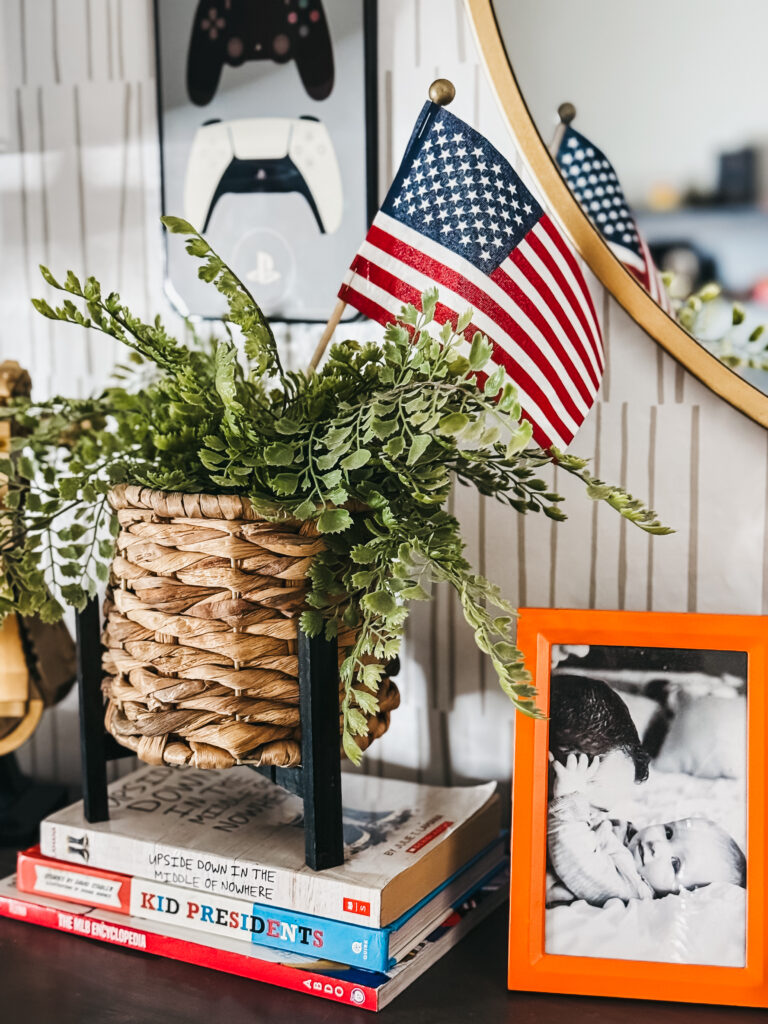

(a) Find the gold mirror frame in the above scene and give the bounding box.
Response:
[466,0,768,429]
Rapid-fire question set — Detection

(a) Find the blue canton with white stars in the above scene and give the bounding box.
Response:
[381,104,543,276]
[556,126,642,262]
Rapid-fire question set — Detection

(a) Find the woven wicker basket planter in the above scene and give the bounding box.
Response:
[101,484,399,770]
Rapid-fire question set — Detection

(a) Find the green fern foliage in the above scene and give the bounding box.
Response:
[0,218,671,762]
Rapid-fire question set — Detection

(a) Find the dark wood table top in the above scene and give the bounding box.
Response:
[0,847,762,1024]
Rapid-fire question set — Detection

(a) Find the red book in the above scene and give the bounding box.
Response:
[0,866,508,1011]
[15,841,506,971]
[17,847,132,913]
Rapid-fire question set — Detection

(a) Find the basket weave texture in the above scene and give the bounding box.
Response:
[102,485,399,770]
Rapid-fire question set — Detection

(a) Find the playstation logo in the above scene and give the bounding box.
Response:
[67,834,90,862]
[246,251,281,286]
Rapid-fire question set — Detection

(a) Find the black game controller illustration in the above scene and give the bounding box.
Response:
[187,0,335,106]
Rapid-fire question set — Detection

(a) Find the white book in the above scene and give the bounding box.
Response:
[40,764,500,927]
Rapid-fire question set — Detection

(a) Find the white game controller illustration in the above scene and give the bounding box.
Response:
[183,116,343,235]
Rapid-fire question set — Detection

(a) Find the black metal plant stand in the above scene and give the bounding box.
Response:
[75,597,345,870]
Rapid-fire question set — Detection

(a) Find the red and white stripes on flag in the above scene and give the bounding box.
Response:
[605,233,673,316]
[340,210,603,450]
[635,235,674,315]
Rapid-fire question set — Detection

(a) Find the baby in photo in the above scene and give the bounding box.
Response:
[547,752,746,906]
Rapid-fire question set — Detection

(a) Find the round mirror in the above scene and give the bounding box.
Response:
[466,0,768,427]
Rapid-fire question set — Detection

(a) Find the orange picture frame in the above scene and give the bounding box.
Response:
[510,608,768,1008]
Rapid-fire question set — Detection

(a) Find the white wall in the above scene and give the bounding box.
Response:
[495,0,768,204]
[2,0,767,788]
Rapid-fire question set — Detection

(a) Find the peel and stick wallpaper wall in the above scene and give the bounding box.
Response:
[2,0,766,787]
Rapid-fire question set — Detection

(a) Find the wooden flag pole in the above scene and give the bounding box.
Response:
[549,102,576,159]
[307,298,346,373]
[306,78,457,375]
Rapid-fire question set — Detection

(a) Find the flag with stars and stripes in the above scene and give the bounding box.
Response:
[338,103,604,451]
[556,124,673,314]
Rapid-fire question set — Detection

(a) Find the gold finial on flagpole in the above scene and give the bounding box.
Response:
[549,102,576,158]
[557,102,576,126]
[429,79,456,106]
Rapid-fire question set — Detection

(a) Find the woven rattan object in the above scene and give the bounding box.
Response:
[102,484,399,770]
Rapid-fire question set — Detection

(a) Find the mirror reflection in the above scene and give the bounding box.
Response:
[493,0,768,393]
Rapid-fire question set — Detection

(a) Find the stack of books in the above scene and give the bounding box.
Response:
[0,764,507,1010]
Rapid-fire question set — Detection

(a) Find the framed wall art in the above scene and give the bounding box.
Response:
[510,608,768,1008]
[153,0,378,322]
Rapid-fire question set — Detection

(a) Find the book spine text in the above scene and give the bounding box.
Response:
[39,820,383,926]
[19,849,390,970]
[0,892,379,1010]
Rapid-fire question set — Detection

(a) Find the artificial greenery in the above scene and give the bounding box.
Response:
[676,281,768,373]
[0,216,670,762]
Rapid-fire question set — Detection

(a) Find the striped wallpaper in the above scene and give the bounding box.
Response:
[2,0,766,788]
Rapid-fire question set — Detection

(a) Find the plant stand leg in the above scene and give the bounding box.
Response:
[76,597,109,823]
[76,594,345,868]
[297,629,344,871]
[249,628,345,871]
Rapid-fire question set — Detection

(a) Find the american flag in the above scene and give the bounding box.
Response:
[556,125,673,314]
[338,103,604,450]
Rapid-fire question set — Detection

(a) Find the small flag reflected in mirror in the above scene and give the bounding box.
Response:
[555,123,673,315]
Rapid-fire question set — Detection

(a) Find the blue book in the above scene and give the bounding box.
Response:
[22,836,506,971]
[248,837,507,970]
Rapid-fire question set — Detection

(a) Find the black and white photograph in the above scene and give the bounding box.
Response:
[545,644,747,967]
